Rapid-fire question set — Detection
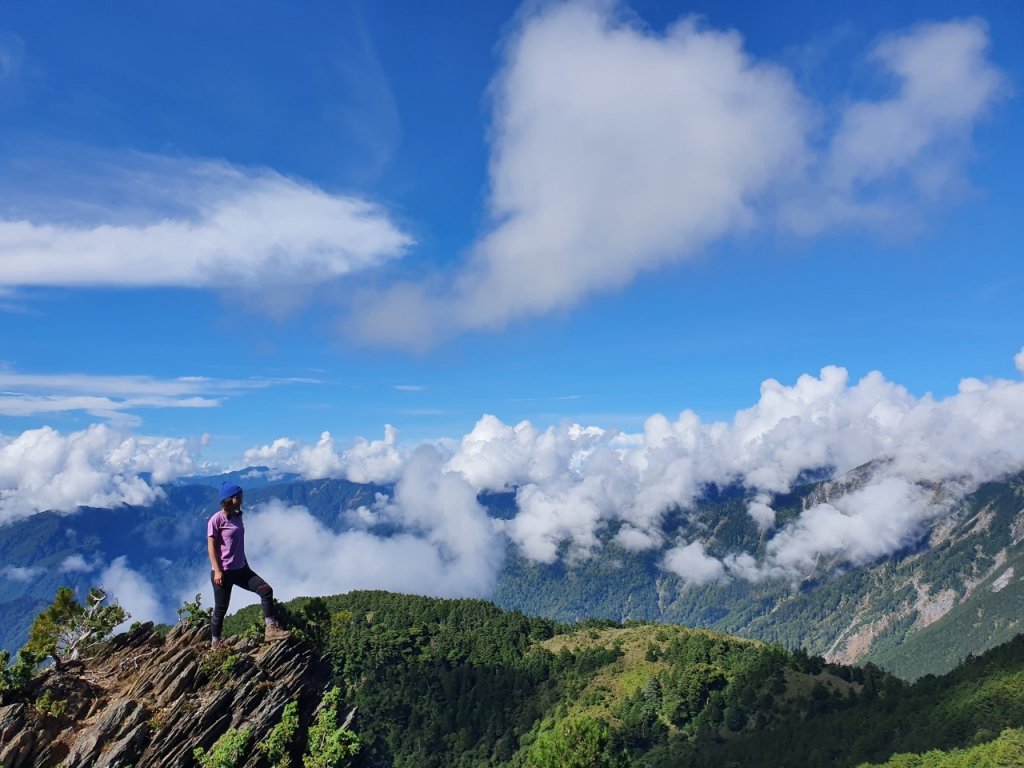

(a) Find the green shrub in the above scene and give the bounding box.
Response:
[177,593,213,629]
[304,687,360,768]
[260,700,300,767]
[34,689,67,718]
[221,653,241,677]
[193,727,252,768]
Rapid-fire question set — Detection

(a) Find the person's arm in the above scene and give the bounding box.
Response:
[208,536,224,586]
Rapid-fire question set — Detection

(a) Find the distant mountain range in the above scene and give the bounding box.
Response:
[1,465,1022,681]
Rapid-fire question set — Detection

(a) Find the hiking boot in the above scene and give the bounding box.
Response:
[264,620,290,642]
[210,638,229,651]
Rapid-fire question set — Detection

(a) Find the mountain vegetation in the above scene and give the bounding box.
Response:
[5,587,1024,766]
[220,590,1024,768]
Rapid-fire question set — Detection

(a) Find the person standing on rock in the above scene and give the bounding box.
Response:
[207,481,290,648]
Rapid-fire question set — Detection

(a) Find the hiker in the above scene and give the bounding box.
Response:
[207,481,289,647]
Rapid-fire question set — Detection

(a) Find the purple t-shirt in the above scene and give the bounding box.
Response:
[207,510,247,570]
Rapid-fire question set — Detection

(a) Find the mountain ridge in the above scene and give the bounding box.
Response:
[1,466,1022,681]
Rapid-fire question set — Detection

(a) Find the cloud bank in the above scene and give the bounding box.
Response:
[349,5,1005,348]
[0,424,198,523]
[4,350,1024,607]
[242,351,1024,587]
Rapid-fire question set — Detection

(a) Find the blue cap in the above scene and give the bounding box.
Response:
[219,482,243,502]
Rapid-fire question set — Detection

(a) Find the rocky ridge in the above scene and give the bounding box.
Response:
[0,621,330,767]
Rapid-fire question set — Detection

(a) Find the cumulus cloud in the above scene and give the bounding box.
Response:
[242,425,403,483]
[441,356,1024,580]
[0,424,198,522]
[238,351,1024,584]
[746,495,776,533]
[183,446,505,609]
[347,5,1004,348]
[59,554,92,573]
[101,556,166,627]
[0,156,411,295]
[1,565,41,582]
[1015,346,1024,375]
[764,476,939,574]
[662,541,726,585]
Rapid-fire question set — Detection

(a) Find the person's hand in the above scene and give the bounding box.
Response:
[213,569,224,587]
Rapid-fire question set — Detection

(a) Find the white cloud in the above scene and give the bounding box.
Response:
[241,425,403,483]
[613,524,663,553]
[59,554,92,573]
[347,7,1004,349]
[0,157,411,294]
[183,447,505,609]
[1015,346,1024,375]
[787,19,1006,232]
[746,495,776,532]
[662,541,725,585]
[1,565,41,582]
[101,556,166,627]
[7,351,1019,596]
[238,350,1024,580]
[762,476,939,576]
[440,354,1024,578]
[0,370,317,420]
[0,424,198,522]
[0,32,24,81]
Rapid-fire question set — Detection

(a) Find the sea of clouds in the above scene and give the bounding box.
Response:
[4,352,1024,623]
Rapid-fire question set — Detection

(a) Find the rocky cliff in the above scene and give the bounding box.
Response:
[0,622,331,767]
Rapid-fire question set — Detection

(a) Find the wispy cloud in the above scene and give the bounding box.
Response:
[0,32,24,82]
[0,370,319,419]
[507,394,581,402]
[0,155,412,302]
[393,384,425,391]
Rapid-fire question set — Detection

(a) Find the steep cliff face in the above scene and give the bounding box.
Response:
[0,622,330,767]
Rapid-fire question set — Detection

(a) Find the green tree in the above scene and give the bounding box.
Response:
[25,586,128,667]
[527,717,629,768]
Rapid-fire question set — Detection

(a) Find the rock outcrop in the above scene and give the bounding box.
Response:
[0,622,331,767]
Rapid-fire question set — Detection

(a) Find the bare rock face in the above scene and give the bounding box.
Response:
[0,622,330,767]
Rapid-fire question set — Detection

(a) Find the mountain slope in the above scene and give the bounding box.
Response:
[7,590,1024,767]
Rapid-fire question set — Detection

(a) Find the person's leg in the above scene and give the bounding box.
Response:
[236,565,290,641]
[210,571,233,643]
[237,565,275,619]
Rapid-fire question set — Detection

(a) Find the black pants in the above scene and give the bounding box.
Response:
[210,565,274,639]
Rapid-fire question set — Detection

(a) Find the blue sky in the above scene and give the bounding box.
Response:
[0,0,1022,467]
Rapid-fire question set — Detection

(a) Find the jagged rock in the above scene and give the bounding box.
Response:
[0,622,331,768]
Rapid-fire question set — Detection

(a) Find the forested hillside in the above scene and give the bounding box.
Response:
[221,591,1024,768]
[494,471,1024,679]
